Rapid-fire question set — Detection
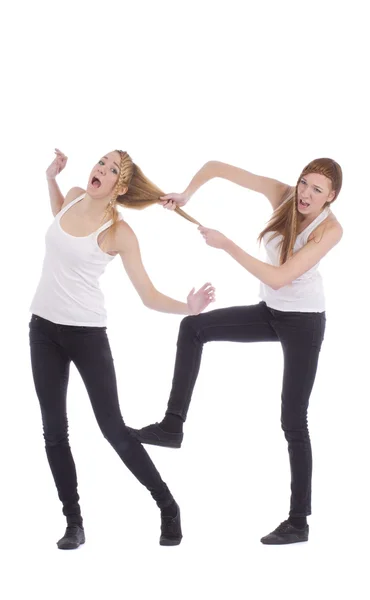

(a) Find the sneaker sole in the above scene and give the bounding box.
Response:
[57,538,86,550]
[138,437,182,449]
[160,537,183,546]
[261,537,308,545]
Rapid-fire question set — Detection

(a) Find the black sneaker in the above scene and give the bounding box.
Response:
[260,520,309,545]
[160,503,183,546]
[128,423,183,449]
[57,525,86,550]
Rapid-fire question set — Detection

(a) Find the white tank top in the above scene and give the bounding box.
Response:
[259,207,331,312]
[30,194,121,326]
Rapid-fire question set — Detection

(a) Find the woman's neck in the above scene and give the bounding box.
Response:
[297,205,328,231]
[80,193,112,220]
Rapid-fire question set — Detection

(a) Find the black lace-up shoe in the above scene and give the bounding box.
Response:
[160,503,183,546]
[57,525,86,550]
[128,424,183,449]
[260,520,309,545]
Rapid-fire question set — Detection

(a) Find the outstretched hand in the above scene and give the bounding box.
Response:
[46,148,68,180]
[198,226,229,250]
[187,283,216,315]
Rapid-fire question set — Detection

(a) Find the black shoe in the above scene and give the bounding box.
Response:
[57,525,86,550]
[160,503,183,546]
[127,423,183,449]
[260,520,309,545]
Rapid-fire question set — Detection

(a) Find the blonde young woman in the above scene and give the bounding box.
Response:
[130,157,343,545]
[29,149,215,550]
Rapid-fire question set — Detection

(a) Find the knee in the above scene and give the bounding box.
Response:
[179,315,205,343]
[180,315,196,331]
[281,415,309,441]
[43,427,69,447]
[100,419,132,452]
[42,411,69,447]
[104,426,137,460]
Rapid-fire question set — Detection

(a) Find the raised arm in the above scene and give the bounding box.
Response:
[161,161,292,211]
[46,149,84,215]
[112,221,215,315]
[46,149,68,215]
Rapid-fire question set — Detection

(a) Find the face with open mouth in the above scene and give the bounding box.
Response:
[87,151,121,198]
[297,172,335,215]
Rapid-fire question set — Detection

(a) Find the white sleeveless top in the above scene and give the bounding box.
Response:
[259,207,331,312]
[30,194,122,326]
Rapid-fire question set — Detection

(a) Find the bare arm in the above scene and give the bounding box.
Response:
[47,178,65,216]
[46,149,84,216]
[199,221,343,289]
[113,222,214,314]
[48,181,85,216]
[161,161,292,211]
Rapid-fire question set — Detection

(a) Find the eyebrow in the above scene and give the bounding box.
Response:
[103,156,120,170]
[302,177,324,191]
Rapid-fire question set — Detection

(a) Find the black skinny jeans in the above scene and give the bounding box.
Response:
[165,301,326,517]
[29,314,173,525]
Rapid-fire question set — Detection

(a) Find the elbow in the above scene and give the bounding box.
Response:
[205,160,220,176]
[142,289,158,310]
[270,277,292,291]
[142,297,154,309]
[269,274,285,291]
[268,267,290,291]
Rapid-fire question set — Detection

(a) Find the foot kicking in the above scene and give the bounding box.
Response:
[128,414,184,449]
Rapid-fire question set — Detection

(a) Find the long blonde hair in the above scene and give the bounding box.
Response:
[107,150,200,226]
[258,158,343,265]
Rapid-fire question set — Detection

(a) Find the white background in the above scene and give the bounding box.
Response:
[1,1,369,598]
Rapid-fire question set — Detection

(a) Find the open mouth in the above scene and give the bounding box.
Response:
[91,176,101,189]
[299,199,310,208]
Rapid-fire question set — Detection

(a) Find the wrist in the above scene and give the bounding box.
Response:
[223,238,234,253]
[183,188,192,202]
[46,176,56,181]
[186,301,198,316]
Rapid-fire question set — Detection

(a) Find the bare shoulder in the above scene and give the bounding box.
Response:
[310,212,343,244]
[60,187,86,210]
[323,212,343,236]
[110,219,139,254]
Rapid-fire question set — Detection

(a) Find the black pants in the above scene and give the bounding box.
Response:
[29,314,173,525]
[165,302,326,517]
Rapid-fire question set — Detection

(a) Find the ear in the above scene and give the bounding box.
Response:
[118,185,128,196]
[327,190,336,203]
